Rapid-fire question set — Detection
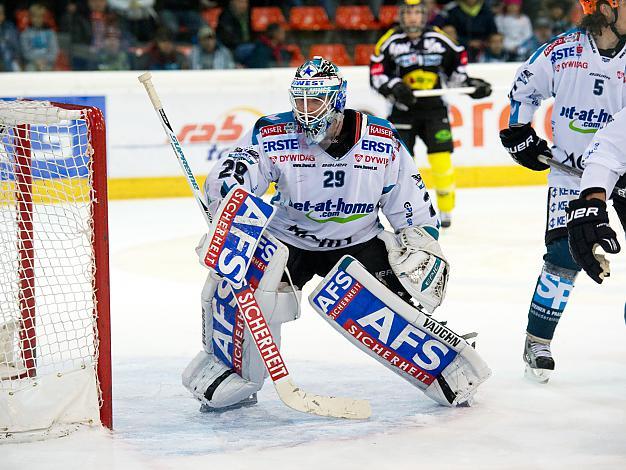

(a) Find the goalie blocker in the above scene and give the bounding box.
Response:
[310,256,491,407]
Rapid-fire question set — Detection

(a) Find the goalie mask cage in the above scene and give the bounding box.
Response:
[0,100,111,441]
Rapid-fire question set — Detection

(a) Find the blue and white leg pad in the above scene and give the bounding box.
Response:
[309,256,491,407]
[183,232,301,410]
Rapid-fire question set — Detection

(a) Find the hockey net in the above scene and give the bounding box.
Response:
[0,100,111,441]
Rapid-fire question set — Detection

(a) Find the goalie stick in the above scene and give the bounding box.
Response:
[138,72,371,420]
[538,155,626,202]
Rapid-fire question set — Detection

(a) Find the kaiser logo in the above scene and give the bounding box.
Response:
[368,124,394,139]
[260,123,294,137]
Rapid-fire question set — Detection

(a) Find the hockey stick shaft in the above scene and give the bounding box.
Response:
[138,73,371,419]
[138,72,213,225]
[538,155,626,201]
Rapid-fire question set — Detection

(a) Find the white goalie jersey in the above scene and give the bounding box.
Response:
[204,111,439,250]
[509,28,626,189]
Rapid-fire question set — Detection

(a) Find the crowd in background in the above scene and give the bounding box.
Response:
[0,0,580,72]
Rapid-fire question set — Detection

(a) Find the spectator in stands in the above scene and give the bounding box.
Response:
[0,3,21,71]
[59,0,122,70]
[108,0,158,43]
[546,0,572,36]
[216,0,251,52]
[241,22,292,68]
[495,0,532,58]
[516,16,553,60]
[20,3,58,71]
[191,25,235,69]
[135,28,189,70]
[425,0,446,27]
[159,0,208,40]
[442,0,498,61]
[478,32,512,62]
[94,29,130,70]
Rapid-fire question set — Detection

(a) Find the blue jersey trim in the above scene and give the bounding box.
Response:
[364,113,411,153]
[509,100,521,125]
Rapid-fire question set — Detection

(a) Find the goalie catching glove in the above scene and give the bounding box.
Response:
[378,227,449,313]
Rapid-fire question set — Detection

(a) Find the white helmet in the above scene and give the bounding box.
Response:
[289,56,347,144]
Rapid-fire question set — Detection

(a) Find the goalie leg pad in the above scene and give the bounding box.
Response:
[309,256,491,407]
[185,233,301,408]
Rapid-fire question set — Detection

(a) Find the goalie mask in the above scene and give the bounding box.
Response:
[289,56,347,145]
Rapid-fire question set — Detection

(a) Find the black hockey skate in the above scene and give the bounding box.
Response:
[199,393,258,413]
[523,335,554,384]
[440,212,452,228]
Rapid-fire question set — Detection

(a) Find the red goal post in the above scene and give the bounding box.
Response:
[0,99,111,440]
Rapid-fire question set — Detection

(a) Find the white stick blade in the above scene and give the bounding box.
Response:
[275,378,371,420]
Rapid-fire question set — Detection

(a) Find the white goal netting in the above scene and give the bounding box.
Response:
[0,100,110,441]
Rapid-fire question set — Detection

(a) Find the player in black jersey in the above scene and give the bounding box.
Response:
[370,0,492,227]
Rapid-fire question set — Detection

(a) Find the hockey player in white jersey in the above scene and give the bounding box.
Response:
[499,0,626,383]
[566,106,626,282]
[182,57,490,412]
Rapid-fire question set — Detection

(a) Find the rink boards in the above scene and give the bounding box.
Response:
[0,65,551,200]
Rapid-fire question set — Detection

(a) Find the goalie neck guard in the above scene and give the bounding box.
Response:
[289,56,347,145]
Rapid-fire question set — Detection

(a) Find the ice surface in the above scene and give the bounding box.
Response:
[4,187,626,469]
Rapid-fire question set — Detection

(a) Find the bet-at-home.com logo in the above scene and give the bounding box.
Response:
[289,198,375,223]
[559,106,613,134]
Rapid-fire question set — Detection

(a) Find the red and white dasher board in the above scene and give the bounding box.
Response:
[0,64,553,181]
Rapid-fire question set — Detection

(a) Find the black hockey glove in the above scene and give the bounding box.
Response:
[467,78,492,99]
[499,123,551,171]
[391,82,417,108]
[566,196,621,284]
[612,174,626,232]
